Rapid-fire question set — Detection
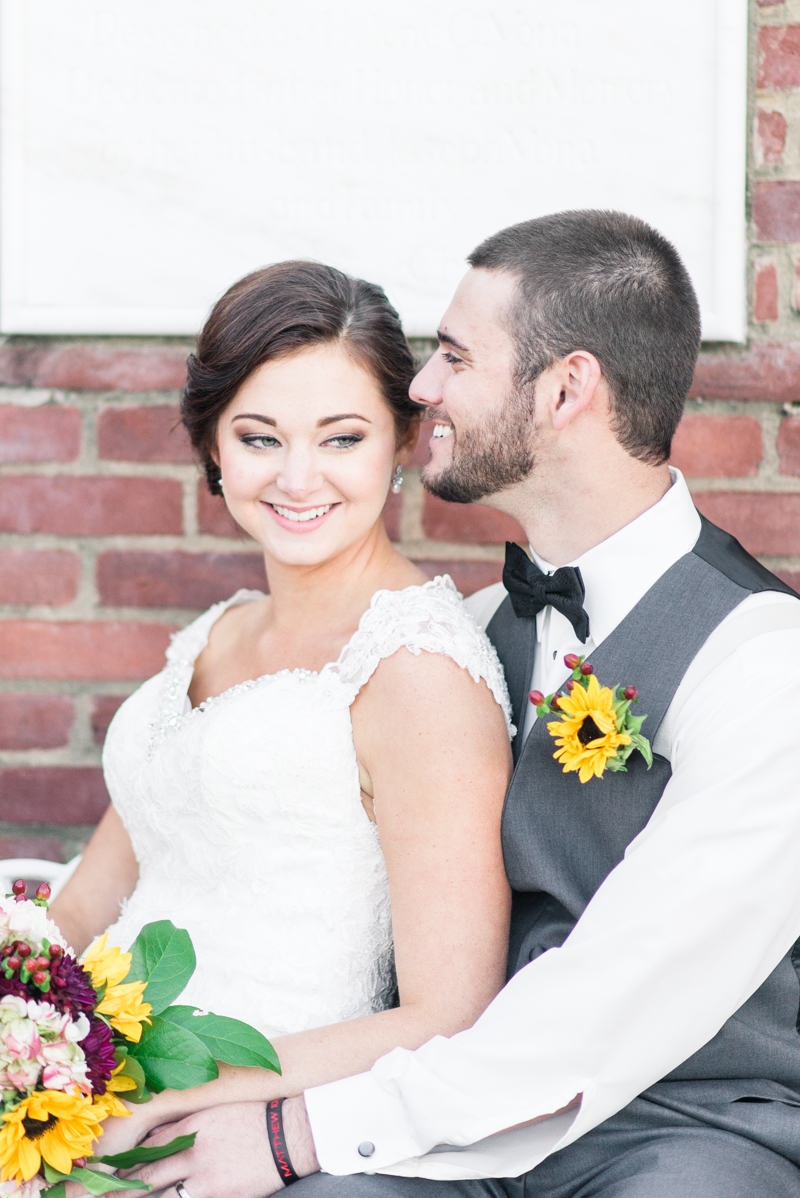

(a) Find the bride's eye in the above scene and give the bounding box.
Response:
[441,350,463,366]
[241,434,280,449]
[323,433,363,449]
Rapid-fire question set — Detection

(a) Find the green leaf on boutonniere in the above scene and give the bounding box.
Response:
[160,1005,281,1073]
[95,1131,197,1169]
[630,733,653,767]
[127,920,196,1014]
[127,1015,218,1091]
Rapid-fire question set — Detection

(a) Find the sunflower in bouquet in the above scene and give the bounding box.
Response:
[0,881,279,1197]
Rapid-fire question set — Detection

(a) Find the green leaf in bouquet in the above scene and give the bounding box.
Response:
[160,1005,281,1073]
[95,1131,197,1170]
[43,1184,66,1198]
[128,1014,218,1091]
[114,1051,148,1101]
[43,1161,150,1192]
[127,920,196,1014]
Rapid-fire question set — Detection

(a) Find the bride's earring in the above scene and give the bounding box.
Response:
[217,477,224,495]
[391,464,404,494]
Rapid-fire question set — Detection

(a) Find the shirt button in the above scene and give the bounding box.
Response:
[358,1142,376,1158]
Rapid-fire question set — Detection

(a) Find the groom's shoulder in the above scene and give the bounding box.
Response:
[464,581,508,633]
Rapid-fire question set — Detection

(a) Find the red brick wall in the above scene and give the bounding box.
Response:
[1,1,799,858]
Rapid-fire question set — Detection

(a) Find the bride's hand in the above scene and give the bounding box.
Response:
[90,1087,182,1159]
[62,1095,184,1197]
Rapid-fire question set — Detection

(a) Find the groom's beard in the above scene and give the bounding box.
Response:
[422,388,538,505]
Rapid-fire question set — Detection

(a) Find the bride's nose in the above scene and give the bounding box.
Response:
[274,444,324,500]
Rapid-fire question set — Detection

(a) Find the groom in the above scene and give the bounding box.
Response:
[135,211,800,1196]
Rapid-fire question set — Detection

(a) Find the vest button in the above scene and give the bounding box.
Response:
[358,1142,376,1158]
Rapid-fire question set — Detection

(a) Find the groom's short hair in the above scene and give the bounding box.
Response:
[468,210,701,466]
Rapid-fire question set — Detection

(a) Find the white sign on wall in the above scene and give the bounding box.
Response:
[0,0,747,340]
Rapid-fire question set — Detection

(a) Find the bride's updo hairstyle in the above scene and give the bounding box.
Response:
[182,261,419,495]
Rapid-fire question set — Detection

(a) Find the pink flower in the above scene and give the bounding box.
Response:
[0,1019,41,1061]
[39,1039,88,1090]
[0,1175,48,1196]
[0,997,26,1023]
[5,1057,40,1090]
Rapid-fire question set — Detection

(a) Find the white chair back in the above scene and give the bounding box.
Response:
[0,855,81,902]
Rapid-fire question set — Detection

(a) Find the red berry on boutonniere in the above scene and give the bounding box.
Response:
[564,654,580,669]
[580,662,593,676]
[623,686,638,701]
[529,690,545,706]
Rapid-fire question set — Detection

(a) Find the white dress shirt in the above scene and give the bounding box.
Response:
[305,469,800,1180]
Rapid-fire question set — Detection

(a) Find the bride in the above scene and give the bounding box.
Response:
[49,261,513,1159]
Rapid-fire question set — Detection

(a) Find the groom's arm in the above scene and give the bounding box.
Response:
[301,623,800,1179]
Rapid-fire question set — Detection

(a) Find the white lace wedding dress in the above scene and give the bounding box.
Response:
[101,576,513,1039]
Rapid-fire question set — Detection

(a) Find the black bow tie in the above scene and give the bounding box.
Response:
[502,542,590,643]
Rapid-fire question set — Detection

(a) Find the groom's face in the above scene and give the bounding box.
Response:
[411,268,537,504]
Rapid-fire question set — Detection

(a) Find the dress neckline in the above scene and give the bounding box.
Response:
[172,575,460,719]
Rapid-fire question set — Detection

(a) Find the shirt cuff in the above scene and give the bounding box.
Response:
[305,1068,423,1175]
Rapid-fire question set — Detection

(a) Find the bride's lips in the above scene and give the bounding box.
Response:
[262,501,340,533]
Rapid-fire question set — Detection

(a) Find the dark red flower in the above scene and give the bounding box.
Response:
[48,952,96,1017]
[82,1016,116,1095]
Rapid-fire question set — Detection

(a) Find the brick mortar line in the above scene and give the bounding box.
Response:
[0,462,201,478]
[0,748,102,768]
[757,3,800,26]
[0,534,260,550]
[0,389,184,406]
[400,471,424,542]
[0,681,138,695]
[70,691,98,759]
[0,605,196,622]
[686,477,800,491]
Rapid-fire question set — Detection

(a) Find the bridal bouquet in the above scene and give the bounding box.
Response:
[0,882,279,1197]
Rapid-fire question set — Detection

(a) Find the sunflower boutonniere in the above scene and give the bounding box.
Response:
[529,655,653,784]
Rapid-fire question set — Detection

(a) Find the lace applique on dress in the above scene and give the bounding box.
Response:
[330,575,515,736]
[147,589,266,757]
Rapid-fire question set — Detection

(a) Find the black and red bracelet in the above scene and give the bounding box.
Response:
[267,1097,301,1187]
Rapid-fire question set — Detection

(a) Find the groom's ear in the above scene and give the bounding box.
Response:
[550,351,604,432]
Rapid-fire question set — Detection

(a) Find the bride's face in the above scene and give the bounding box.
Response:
[215,342,402,566]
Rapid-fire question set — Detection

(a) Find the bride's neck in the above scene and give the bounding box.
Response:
[262,522,419,635]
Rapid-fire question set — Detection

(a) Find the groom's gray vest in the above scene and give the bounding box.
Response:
[487,516,800,1090]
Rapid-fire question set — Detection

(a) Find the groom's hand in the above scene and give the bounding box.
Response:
[116,1096,320,1198]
